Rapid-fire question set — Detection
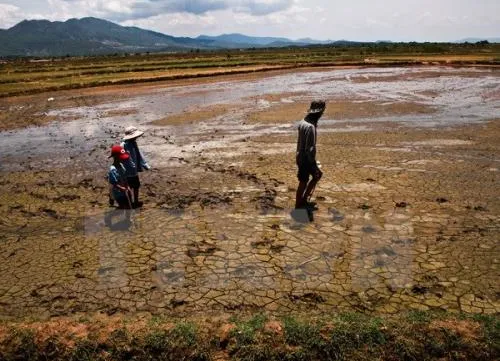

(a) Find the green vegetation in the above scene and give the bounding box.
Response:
[229,313,268,346]
[2,311,496,360]
[1,42,499,97]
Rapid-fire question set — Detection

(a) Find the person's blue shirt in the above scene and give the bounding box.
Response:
[121,139,150,176]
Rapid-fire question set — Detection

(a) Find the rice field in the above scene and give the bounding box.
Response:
[1,43,499,97]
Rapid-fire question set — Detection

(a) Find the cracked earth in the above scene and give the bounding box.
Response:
[0,66,499,319]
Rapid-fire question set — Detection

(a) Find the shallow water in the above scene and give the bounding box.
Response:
[1,66,498,171]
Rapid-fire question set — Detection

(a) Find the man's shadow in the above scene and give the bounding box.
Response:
[290,206,315,223]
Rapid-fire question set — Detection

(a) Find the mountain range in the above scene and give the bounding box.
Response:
[0,17,331,57]
[0,17,497,57]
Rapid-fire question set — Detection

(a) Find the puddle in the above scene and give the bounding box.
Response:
[402,139,475,146]
[341,182,387,192]
[363,165,430,173]
[402,159,442,165]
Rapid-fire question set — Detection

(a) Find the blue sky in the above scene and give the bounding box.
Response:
[0,0,498,41]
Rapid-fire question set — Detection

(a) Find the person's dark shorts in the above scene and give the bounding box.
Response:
[297,161,317,182]
[116,195,131,209]
[127,175,141,189]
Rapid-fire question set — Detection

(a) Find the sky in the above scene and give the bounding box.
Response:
[0,0,498,42]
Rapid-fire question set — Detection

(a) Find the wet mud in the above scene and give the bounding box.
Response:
[0,66,499,319]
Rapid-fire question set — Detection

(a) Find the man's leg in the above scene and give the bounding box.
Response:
[295,181,308,208]
[303,178,319,203]
[133,187,139,204]
[128,176,142,208]
[117,195,131,209]
[132,187,144,208]
[303,170,322,204]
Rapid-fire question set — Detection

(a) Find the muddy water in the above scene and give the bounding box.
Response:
[1,66,499,171]
[0,67,499,318]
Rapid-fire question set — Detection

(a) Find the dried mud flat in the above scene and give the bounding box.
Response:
[0,66,499,320]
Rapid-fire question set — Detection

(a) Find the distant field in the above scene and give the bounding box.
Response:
[1,43,499,97]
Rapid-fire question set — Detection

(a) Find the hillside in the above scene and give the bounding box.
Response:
[0,17,217,56]
[0,17,324,57]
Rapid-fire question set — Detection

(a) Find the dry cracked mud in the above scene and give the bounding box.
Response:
[0,66,499,320]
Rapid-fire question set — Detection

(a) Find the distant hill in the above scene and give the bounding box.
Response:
[0,17,220,56]
[7,17,496,58]
[0,17,330,57]
[297,37,333,45]
[196,33,332,48]
[456,38,500,43]
[196,33,292,46]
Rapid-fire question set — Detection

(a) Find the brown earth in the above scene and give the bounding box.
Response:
[1,118,498,318]
[245,100,437,124]
[0,66,499,321]
[152,104,240,126]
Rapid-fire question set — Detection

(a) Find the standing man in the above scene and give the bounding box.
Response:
[295,100,326,209]
[122,126,151,208]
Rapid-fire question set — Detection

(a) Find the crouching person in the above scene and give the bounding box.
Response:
[108,145,134,209]
[122,126,151,208]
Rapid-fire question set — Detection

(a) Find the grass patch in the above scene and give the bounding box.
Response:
[230,313,268,346]
[472,314,500,357]
[283,316,321,346]
[0,312,498,360]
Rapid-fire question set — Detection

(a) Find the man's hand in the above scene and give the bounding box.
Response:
[313,167,323,181]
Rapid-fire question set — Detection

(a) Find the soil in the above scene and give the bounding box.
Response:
[0,65,499,320]
[245,100,437,124]
[151,104,240,126]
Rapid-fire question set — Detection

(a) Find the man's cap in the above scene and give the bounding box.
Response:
[307,100,326,114]
[109,145,130,160]
[123,125,144,140]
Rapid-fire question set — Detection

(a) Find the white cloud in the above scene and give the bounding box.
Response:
[103,1,131,14]
[122,11,218,34]
[0,3,23,28]
[119,2,309,37]
[43,0,88,21]
[55,0,295,21]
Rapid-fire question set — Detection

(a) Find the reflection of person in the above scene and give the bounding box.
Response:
[121,126,151,208]
[108,145,134,209]
[295,100,326,209]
